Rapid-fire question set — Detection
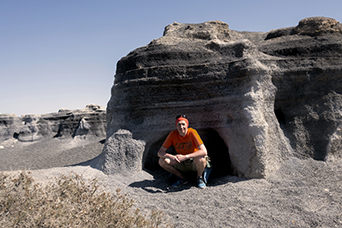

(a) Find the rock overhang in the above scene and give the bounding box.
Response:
[100,17,342,178]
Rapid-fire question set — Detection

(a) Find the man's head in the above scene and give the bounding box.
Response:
[175,115,189,137]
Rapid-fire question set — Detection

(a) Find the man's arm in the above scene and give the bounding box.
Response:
[157,146,168,158]
[175,144,207,162]
[158,146,181,163]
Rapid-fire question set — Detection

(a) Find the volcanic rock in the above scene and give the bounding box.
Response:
[99,17,342,178]
[0,104,106,143]
[0,113,22,142]
[97,129,146,174]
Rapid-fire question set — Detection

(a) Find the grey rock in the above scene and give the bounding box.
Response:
[18,114,43,142]
[96,129,146,175]
[265,17,342,40]
[0,104,106,142]
[0,114,22,142]
[105,17,342,178]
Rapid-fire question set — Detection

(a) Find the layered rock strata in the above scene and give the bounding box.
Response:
[0,104,106,143]
[100,17,342,178]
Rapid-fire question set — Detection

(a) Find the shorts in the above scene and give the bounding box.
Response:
[174,158,197,172]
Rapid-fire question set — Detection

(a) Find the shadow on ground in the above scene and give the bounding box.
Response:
[128,168,248,193]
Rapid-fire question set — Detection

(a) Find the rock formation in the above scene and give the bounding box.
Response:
[0,104,106,143]
[99,17,342,178]
[0,113,22,142]
[97,129,146,174]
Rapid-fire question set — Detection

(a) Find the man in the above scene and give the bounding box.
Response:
[158,115,208,189]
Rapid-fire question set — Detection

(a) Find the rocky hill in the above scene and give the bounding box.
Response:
[99,17,342,178]
[0,104,106,143]
[0,104,106,171]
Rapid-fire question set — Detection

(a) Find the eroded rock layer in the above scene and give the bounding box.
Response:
[101,17,342,178]
[0,104,106,143]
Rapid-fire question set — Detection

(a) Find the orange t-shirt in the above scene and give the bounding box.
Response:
[162,128,203,155]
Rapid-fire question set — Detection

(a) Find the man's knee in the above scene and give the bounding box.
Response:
[159,157,170,167]
[158,157,164,167]
[194,156,207,167]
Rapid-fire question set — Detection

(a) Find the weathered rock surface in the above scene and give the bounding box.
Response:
[97,129,146,175]
[0,104,106,143]
[100,17,342,178]
[0,113,22,142]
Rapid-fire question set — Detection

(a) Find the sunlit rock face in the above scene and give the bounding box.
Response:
[0,114,22,142]
[102,17,342,178]
[0,104,106,143]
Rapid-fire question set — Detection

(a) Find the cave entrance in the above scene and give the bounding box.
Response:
[197,128,232,177]
[143,128,232,179]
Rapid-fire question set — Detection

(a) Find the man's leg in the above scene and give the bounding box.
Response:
[193,156,207,188]
[193,156,207,178]
[159,157,186,179]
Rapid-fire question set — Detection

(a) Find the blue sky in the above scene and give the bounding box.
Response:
[1,0,342,116]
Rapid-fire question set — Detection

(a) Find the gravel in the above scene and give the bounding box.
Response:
[1,138,341,227]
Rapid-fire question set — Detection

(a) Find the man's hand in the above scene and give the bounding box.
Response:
[175,154,189,163]
[171,155,180,163]
[157,146,183,164]
[174,144,207,163]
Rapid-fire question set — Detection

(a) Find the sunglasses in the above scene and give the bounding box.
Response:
[176,115,187,119]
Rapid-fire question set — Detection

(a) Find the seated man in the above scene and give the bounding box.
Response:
[158,115,208,189]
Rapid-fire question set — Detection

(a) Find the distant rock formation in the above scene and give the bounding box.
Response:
[0,114,22,142]
[98,17,342,178]
[0,104,106,144]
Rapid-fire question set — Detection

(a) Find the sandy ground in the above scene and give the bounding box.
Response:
[1,138,342,227]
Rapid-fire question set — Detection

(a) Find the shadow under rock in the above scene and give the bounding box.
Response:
[128,169,194,193]
[66,139,105,170]
[208,174,249,186]
[128,168,248,193]
[68,154,102,170]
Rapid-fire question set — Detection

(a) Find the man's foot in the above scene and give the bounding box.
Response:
[172,177,188,188]
[197,177,206,189]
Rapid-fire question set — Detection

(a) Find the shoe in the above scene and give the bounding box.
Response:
[172,177,188,188]
[197,177,206,189]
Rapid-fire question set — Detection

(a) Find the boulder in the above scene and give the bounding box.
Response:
[96,129,146,175]
[102,17,342,178]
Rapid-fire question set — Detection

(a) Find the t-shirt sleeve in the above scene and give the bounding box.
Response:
[162,131,174,148]
[191,129,203,148]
